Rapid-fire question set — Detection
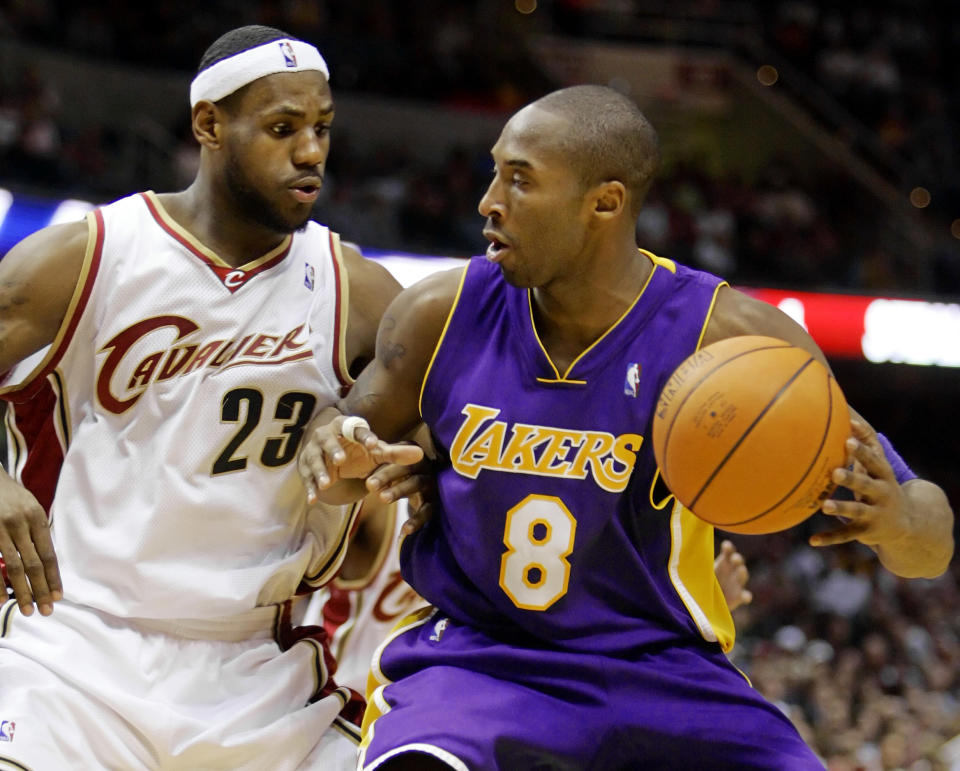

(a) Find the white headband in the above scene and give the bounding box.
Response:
[190,38,330,106]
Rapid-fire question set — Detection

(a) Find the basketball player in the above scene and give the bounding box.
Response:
[0,25,419,770]
[299,85,954,769]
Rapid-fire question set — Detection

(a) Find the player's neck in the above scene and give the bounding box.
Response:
[159,184,290,268]
[531,246,652,371]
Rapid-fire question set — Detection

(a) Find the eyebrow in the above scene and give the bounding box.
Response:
[267,105,335,118]
[500,159,533,170]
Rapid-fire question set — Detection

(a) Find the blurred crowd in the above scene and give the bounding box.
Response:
[0,0,960,295]
[730,526,960,770]
[2,2,959,768]
[761,1,958,197]
[3,0,959,294]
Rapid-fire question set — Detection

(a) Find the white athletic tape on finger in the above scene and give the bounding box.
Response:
[341,416,370,442]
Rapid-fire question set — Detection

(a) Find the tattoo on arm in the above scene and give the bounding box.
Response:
[377,316,406,368]
[380,340,406,368]
[0,279,29,315]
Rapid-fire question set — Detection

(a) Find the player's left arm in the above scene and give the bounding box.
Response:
[705,286,954,579]
[340,242,404,378]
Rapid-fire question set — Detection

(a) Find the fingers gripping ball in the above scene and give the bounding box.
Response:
[652,336,850,534]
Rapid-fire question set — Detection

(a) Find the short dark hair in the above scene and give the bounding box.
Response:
[197,25,296,74]
[534,85,660,215]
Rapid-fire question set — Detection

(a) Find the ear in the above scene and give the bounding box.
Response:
[192,101,224,150]
[592,180,626,220]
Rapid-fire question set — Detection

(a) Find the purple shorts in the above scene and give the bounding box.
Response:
[360,611,824,770]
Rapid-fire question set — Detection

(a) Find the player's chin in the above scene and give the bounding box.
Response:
[293,214,313,233]
[498,262,534,289]
[283,208,314,233]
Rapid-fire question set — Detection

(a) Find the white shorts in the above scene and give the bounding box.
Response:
[0,598,360,770]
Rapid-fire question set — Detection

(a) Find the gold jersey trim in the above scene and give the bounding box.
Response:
[528,250,662,382]
[418,265,470,418]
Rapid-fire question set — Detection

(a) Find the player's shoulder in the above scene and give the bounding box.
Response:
[394,262,468,319]
[638,249,725,288]
[3,218,90,267]
[375,264,469,367]
[705,285,777,340]
[336,240,406,319]
[703,285,826,362]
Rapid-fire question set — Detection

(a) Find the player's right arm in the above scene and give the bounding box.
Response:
[0,219,88,616]
[298,266,464,504]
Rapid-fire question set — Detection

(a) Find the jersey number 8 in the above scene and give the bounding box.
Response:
[499,494,577,611]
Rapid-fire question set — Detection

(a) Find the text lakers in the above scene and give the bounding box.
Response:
[450,404,643,493]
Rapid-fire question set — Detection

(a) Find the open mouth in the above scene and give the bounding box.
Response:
[291,184,321,203]
[484,231,511,262]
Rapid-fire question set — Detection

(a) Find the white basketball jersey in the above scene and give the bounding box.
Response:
[1,192,358,619]
[303,499,427,692]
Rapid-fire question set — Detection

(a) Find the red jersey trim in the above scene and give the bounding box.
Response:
[0,211,104,403]
[140,192,292,293]
[328,231,353,389]
[5,379,65,516]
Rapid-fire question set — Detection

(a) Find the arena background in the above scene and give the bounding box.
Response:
[2,2,959,768]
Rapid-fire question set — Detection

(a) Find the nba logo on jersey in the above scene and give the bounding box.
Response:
[0,720,15,742]
[279,41,297,67]
[624,362,641,397]
[304,262,315,290]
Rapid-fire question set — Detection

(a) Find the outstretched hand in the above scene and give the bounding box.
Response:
[809,419,909,550]
[298,411,424,504]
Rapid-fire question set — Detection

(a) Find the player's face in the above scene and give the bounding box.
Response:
[221,71,333,233]
[478,105,593,288]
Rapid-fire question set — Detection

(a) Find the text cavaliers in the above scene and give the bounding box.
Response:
[96,315,311,414]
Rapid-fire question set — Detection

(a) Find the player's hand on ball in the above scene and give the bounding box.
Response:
[0,475,62,616]
[810,419,908,549]
[298,409,424,503]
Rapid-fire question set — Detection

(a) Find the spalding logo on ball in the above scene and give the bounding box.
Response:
[652,335,850,534]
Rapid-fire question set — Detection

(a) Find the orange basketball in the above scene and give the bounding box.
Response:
[652,335,850,534]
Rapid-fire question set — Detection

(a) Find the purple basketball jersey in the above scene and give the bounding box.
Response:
[405,253,732,656]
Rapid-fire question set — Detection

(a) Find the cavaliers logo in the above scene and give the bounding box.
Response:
[96,315,310,414]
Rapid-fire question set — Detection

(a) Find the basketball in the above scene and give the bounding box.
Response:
[652,335,850,534]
